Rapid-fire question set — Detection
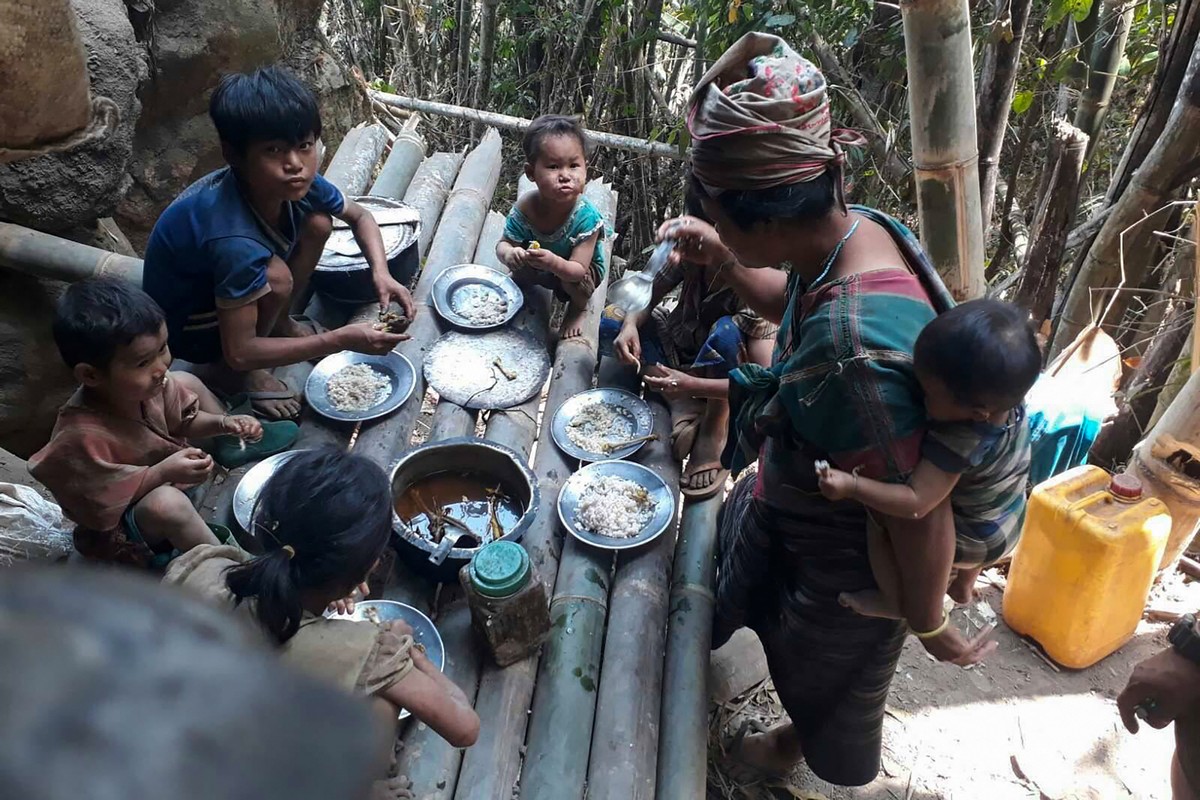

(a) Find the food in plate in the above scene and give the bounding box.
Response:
[566,402,635,454]
[326,363,391,411]
[574,475,655,539]
[453,285,509,326]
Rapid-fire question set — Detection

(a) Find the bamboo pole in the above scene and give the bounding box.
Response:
[1073,0,1135,161]
[370,91,685,160]
[403,152,467,260]
[900,0,987,301]
[655,494,721,800]
[370,129,426,199]
[585,364,680,800]
[1051,41,1200,357]
[0,223,142,284]
[324,123,389,194]
[1193,202,1199,376]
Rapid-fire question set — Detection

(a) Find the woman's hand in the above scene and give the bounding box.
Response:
[613,323,642,367]
[920,622,998,667]
[657,215,732,270]
[642,364,695,400]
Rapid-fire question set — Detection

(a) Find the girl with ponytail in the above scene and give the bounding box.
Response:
[164,448,479,757]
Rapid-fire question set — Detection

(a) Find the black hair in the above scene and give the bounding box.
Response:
[209,66,322,154]
[914,299,1041,410]
[522,114,588,164]
[225,448,393,645]
[689,170,836,231]
[682,169,712,222]
[52,277,166,369]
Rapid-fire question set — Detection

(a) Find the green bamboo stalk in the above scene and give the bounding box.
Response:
[1073,0,1135,159]
[655,494,721,800]
[900,0,987,300]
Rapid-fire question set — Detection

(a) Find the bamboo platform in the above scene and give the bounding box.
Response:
[197,122,720,799]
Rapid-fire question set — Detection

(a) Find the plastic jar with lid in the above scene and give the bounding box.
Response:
[460,540,551,667]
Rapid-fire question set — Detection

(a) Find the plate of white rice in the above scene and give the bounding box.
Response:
[305,350,417,422]
[557,461,676,550]
[551,388,654,462]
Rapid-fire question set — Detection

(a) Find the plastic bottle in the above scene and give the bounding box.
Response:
[460,540,551,667]
[1004,466,1172,669]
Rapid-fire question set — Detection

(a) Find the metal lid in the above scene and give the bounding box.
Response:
[469,541,531,598]
[318,196,420,270]
[1109,473,1144,500]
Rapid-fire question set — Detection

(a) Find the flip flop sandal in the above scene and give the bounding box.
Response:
[210,419,300,469]
[720,719,788,786]
[680,460,729,499]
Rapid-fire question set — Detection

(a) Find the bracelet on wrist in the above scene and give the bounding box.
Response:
[913,611,950,640]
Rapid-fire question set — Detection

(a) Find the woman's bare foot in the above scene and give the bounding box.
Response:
[838,589,904,619]
[948,566,983,605]
[559,303,587,340]
[681,399,729,493]
[731,722,804,779]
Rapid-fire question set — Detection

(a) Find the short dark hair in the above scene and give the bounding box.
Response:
[522,114,588,164]
[225,448,393,644]
[914,299,1041,409]
[689,171,836,231]
[53,278,165,369]
[209,66,322,154]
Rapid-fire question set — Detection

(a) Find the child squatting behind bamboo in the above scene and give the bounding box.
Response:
[817,299,1040,621]
[496,114,609,340]
[164,448,480,779]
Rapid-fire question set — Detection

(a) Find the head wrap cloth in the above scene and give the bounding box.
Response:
[687,32,864,211]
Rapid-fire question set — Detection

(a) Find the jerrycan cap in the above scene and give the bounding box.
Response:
[1109,473,1143,500]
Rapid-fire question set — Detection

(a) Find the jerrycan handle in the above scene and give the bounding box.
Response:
[1108,473,1143,502]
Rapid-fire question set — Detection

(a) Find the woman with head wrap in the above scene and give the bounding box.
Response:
[662,34,995,785]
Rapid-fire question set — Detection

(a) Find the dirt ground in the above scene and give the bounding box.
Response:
[708,569,1199,800]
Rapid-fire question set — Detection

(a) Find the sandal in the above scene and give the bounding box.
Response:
[680,459,729,499]
[210,419,300,469]
[223,374,303,421]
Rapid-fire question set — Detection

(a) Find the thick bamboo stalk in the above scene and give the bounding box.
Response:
[1013,120,1089,325]
[404,152,467,259]
[370,130,427,199]
[1052,42,1200,356]
[900,0,987,301]
[655,494,721,800]
[324,123,389,194]
[585,370,680,800]
[1073,0,1134,160]
[370,91,684,160]
[0,222,142,284]
[458,181,615,800]
[975,0,1035,231]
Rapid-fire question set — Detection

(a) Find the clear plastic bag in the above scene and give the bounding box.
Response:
[0,483,72,566]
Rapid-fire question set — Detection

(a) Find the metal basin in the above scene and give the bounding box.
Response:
[313,196,421,304]
[389,437,539,582]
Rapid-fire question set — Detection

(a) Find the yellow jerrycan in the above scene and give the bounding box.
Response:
[1004,466,1172,669]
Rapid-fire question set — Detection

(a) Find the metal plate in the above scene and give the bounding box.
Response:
[305,350,417,423]
[318,197,421,266]
[325,600,445,720]
[431,264,523,330]
[551,388,654,462]
[557,461,676,551]
[424,329,550,410]
[233,450,304,533]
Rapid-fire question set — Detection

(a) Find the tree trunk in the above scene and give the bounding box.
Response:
[1072,0,1135,160]
[1089,300,1193,471]
[1013,120,1088,325]
[472,0,500,138]
[975,0,1035,234]
[901,0,987,301]
[456,0,473,104]
[555,0,602,112]
[987,92,1041,281]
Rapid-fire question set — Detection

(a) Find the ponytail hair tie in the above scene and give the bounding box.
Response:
[282,545,296,559]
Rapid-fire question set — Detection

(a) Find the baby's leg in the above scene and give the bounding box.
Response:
[948,565,984,605]
[559,273,597,340]
[132,485,220,553]
[839,522,905,619]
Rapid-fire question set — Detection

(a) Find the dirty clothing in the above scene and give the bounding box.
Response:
[502,195,607,305]
[28,375,199,568]
[164,544,416,695]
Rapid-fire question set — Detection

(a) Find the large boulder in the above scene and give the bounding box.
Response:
[0,0,147,231]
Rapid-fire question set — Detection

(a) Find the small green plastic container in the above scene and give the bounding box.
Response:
[461,540,550,667]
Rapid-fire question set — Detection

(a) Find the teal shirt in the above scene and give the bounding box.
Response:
[502,196,609,280]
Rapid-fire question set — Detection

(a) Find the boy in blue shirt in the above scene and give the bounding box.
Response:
[143,67,415,419]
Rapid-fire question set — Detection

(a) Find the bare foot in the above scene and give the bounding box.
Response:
[948,566,983,605]
[838,589,904,619]
[241,369,301,420]
[731,723,804,780]
[559,304,587,340]
[370,776,414,800]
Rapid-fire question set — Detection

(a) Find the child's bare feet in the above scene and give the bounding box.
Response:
[838,589,904,619]
[559,303,587,339]
[948,566,983,605]
[371,776,414,800]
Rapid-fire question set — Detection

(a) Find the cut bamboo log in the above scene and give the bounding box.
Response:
[0,222,143,284]
[585,362,680,800]
[370,130,427,200]
[655,494,721,800]
[405,152,467,259]
[900,0,987,300]
[325,123,389,194]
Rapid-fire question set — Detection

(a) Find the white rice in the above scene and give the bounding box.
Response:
[326,364,390,411]
[453,285,509,325]
[574,476,655,539]
[566,402,635,454]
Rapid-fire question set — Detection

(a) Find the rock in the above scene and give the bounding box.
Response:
[0,0,147,231]
[709,627,771,704]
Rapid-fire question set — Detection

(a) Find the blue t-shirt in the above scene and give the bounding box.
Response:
[142,168,344,358]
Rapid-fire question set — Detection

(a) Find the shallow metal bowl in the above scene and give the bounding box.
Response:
[557,460,676,551]
[305,350,416,423]
[389,437,539,582]
[232,450,304,534]
[551,388,654,463]
[314,197,421,304]
[431,264,523,330]
[325,600,444,720]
